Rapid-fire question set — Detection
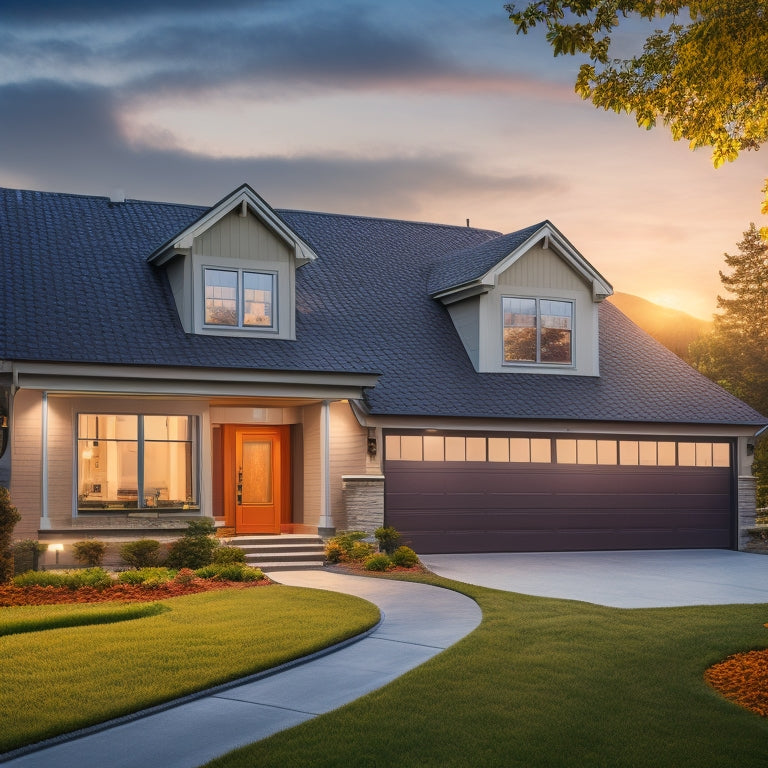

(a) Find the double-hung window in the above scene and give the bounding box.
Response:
[503,297,573,365]
[77,415,198,511]
[204,268,275,329]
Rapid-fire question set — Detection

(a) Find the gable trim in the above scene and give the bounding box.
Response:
[148,184,319,266]
[433,222,612,305]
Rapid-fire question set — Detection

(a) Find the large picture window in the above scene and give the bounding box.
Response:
[204,268,274,329]
[77,415,198,511]
[503,297,573,365]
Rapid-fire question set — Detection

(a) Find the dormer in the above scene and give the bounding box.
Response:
[148,185,318,339]
[429,221,612,376]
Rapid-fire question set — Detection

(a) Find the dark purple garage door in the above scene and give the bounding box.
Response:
[385,461,734,553]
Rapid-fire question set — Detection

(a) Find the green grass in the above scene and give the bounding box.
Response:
[0,585,379,753]
[204,574,768,768]
[0,601,170,636]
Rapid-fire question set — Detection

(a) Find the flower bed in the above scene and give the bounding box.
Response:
[705,648,768,718]
[0,577,270,606]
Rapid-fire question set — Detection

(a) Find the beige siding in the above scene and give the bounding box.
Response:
[9,390,43,539]
[330,401,367,528]
[477,245,600,376]
[196,210,291,265]
[497,243,585,291]
[47,397,74,529]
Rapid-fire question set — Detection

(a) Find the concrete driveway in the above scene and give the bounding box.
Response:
[420,550,768,608]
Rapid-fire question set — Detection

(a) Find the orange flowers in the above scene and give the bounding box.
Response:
[705,649,768,718]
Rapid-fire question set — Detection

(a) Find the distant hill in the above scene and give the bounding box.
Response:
[607,292,711,361]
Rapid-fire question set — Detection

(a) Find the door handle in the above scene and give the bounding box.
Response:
[237,467,243,505]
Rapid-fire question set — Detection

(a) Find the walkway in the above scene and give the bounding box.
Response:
[1,570,481,768]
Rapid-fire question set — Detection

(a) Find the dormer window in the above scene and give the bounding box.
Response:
[204,268,275,330]
[148,185,319,341]
[503,297,573,365]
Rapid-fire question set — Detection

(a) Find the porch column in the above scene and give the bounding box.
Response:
[317,399,335,537]
[40,391,50,529]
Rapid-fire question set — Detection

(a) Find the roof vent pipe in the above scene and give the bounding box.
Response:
[109,189,126,205]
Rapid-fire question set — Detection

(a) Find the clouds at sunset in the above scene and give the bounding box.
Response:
[1,0,764,318]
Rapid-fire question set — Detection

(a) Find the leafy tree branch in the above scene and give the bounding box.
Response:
[506,1,768,229]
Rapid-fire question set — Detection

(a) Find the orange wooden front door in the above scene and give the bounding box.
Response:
[222,426,288,534]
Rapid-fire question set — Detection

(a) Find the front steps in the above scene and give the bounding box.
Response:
[226,534,326,571]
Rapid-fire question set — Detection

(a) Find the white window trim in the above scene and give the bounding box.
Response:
[203,266,278,332]
[501,295,575,368]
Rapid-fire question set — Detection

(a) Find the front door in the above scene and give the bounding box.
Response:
[234,427,283,534]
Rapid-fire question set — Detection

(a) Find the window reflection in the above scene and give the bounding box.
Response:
[78,414,198,511]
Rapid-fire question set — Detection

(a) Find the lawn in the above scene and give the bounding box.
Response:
[0,585,379,754]
[204,573,768,768]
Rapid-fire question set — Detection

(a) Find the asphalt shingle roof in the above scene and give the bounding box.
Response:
[1,187,764,426]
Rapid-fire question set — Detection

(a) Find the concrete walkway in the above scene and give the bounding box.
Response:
[1,570,481,768]
[421,549,768,608]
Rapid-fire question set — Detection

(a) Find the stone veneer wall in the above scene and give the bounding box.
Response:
[738,475,758,551]
[341,475,384,534]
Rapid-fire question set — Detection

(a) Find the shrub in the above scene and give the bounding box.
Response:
[120,539,162,569]
[12,567,112,590]
[364,554,392,572]
[212,546,246,565]
[195,563,264,582]
[74,567,113,589]
[12,540,48,572]
[174,568,196,585]
[184,518,217,537]
[72,540,107,567]
[324,531,375,564]
[0,487,21,583]
[325,541,344,564]
[391,545,419,568]
[374,526,401,555]
[12,570,67,588]
[166,519,220,569]
[117,567,175,586]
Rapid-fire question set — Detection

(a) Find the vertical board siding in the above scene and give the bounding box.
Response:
[198,211,291,264]
[497,244,585,291]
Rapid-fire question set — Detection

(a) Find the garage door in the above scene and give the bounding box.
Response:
[384,434,734,553]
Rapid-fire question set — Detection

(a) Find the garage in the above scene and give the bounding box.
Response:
[384,433,734,554]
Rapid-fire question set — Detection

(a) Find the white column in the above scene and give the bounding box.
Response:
[317,399,335,536]
[40,391,50,529]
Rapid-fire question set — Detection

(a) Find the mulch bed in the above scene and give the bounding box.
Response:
[0,578,271,607]
[705,649,768,719]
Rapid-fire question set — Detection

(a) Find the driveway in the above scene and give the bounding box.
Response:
[420,549,768,608]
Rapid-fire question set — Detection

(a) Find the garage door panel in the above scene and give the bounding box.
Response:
[385,458,733,552]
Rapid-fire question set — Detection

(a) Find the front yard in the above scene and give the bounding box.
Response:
[0,585,379,753]
[2,571,768,767]
[204,573,768,768]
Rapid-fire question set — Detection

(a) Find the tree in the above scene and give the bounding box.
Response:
[505,1,768,227]
[689,224,768,505]
[0,487,21,582]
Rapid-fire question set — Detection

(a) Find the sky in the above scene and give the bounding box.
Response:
[1,0,765,320]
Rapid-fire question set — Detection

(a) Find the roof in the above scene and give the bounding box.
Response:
[1,186,764,426]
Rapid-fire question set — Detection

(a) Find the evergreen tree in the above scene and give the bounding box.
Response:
[690,224,768,506]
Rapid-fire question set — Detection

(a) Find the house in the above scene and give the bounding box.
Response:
[0,184,765,566]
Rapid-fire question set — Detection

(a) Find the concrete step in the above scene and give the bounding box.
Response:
[227,534,326,571]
